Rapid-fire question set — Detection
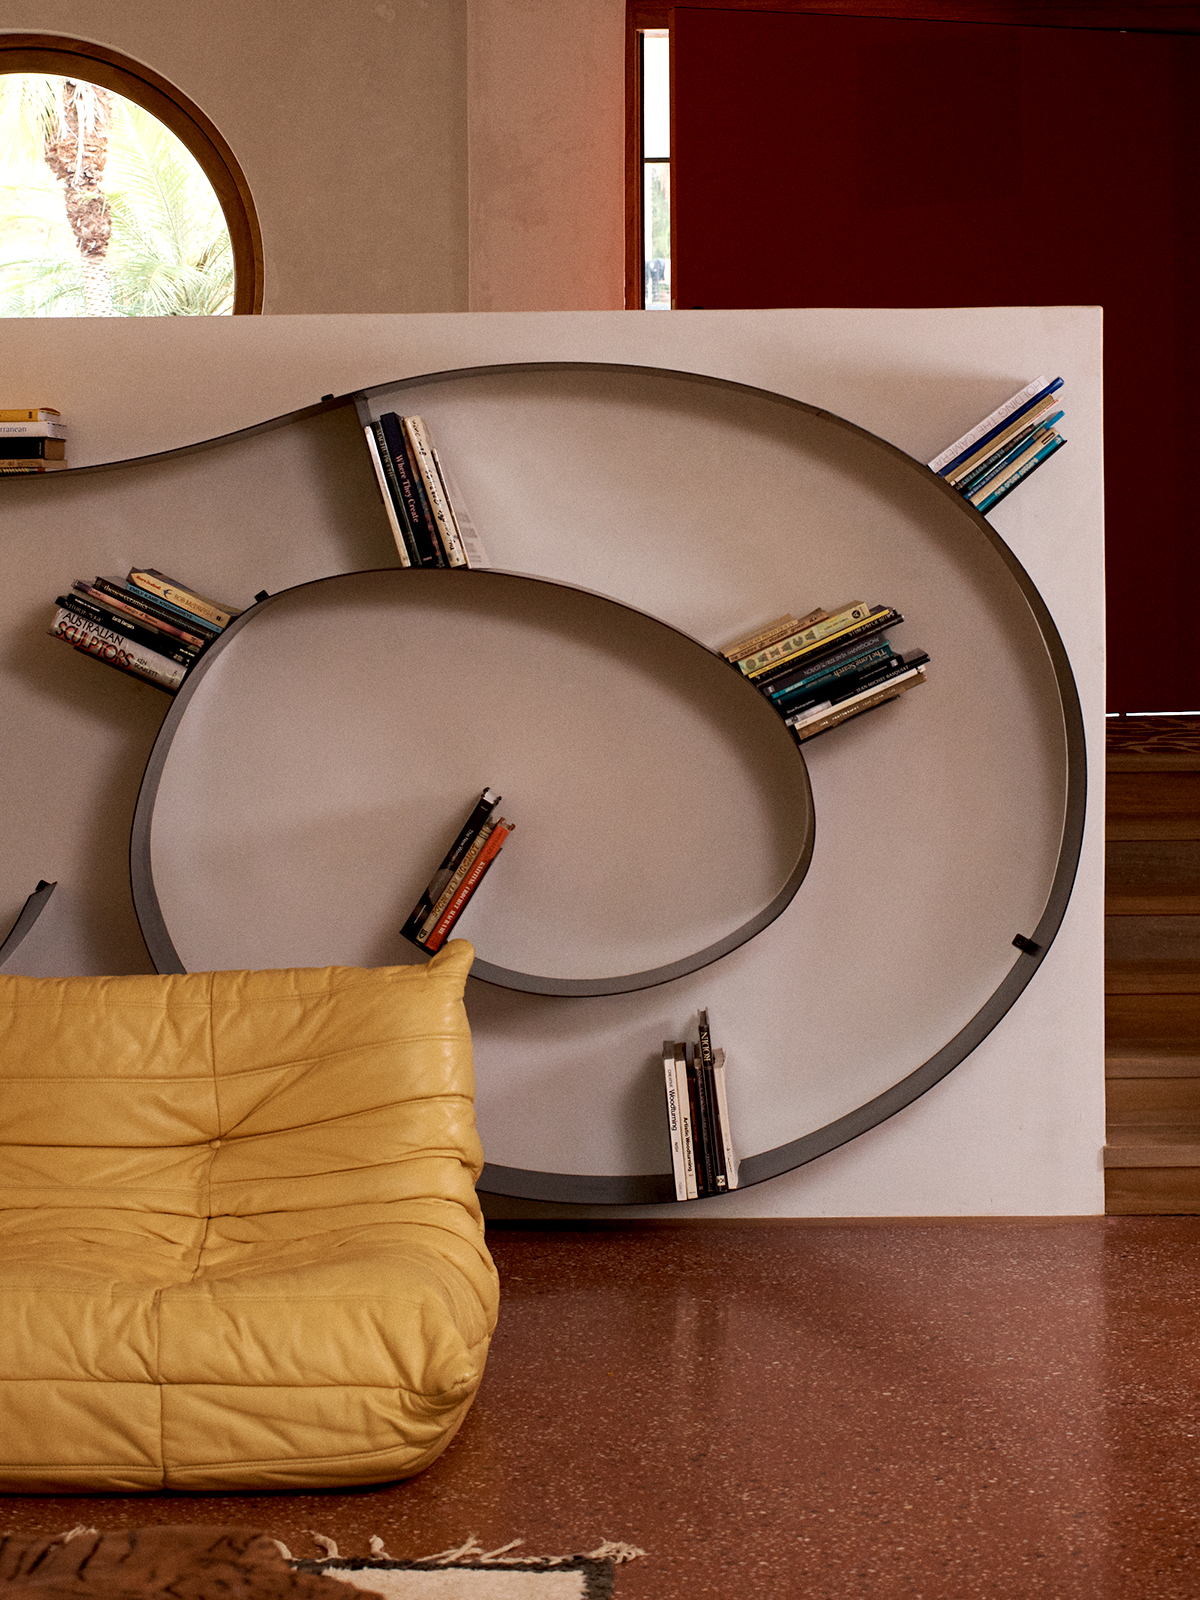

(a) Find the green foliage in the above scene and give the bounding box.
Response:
[0,75,233,317]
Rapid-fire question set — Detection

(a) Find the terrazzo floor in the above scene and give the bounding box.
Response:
[5,1218,1200,1598]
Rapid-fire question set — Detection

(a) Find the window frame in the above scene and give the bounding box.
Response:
[0,34,263,314]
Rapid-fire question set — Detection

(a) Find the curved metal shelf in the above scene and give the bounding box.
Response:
[109,358,1084,1206]
[131,567,815,998]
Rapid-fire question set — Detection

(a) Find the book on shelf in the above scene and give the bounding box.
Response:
[56,592,203,667]
[0,460,68,473]
[720,610,824,663]
[0,419,68,439]
[127,568,242,631]
[788,662,929,742]
[47,566,236,694]
[929,375,1066,512]
[728,595,928,744]
[0,438,66,461]
[663,1012,736,1200]
[402,788,514,953]
[366,412,487,571]
[47,608,186,692]
[0,407,60,422]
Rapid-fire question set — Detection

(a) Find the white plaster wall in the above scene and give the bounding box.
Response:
[0,308,1105,1218]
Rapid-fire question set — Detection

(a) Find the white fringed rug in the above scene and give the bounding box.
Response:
[288,1535,644,1600]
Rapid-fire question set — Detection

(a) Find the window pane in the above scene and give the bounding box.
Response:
[0,74,233,316]
[642,33,670,160]
[643,161,671,309]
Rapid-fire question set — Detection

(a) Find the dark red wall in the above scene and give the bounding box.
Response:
[672,7,1200,711]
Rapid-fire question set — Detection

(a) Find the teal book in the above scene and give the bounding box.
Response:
[977,435,1067,514]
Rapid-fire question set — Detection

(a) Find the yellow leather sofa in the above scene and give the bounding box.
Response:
[0,940,498,1491]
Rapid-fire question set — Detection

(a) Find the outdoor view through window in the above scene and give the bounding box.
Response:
[0,75,233,316]
[642,31,669,309]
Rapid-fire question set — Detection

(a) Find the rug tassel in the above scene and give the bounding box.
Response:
[367,1537,392,1559]
[57,1528,99,1546]
[304,1533,340,1559]
[271,1541,294,1562]
[582,1540,646,1564]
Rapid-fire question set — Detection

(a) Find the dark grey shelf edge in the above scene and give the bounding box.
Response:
[119,359,1087,1206]
[132,569,814,995]
[0,881,57,971]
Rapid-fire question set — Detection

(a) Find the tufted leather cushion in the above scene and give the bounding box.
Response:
[0,940,497,1491]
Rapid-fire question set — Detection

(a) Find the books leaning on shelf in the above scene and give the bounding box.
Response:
[364,412,489,570]
[1,407,68,473]
[402,788,516,953]
[664,1009,738,1201]
[928,375,1067,514]
[45,567,240,694]
[722,599,929,744]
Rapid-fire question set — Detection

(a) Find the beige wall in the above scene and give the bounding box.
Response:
[467,0,625,311]
[0,0,626,313]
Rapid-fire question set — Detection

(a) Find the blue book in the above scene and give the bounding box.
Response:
[938,377,1064,479]
[977,435,1067,514]
[957,410,1065,498]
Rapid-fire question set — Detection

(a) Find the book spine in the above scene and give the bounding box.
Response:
[664,1045,688,1202]
[946,402,1064,487]
[975,436,1066,514]
[59,593,199,666]
[88,578,216,643]
[711,1049,738,1189]
[0,421,68,438]
[416,822,496,944]
[790,666,927,742]
[695,1008,726,1191]
[433,448,490,568]
[48,608,185,690]
[787,656,923,726]
[763,635,894,700]
[769,644,899,712]
[423,820,513,951]
[675,1043,698,1200]
[0,408,60,421]
[751,611,900,685]
[363,426,413,567]
[927,374,1054,473]
[934,379,1064,478]
[685,1045,714,1196]
[963,424,1058,503]
[379,413,444,567]
[737,604,871,676]
[401,789,501,941]
[0,461,67,473]
[0,437,65,459]
[403,417,469,568]
[721,613,812,662]
[127,570,236,629]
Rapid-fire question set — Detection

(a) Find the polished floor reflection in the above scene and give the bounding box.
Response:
[4,1220,1199,1598]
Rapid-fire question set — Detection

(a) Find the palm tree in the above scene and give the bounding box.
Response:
[0,75,114,314]
[0,73,232,317]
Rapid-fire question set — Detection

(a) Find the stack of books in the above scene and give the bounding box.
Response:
[402,788,516,953]
[364,412,488,570]
[664,1011,737,1200]
[1,408,68,475]
[929,375,1066,514]
[723,605,929,743]
[47,567,241,694]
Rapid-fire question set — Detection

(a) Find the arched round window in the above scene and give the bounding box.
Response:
[0,36,261,315]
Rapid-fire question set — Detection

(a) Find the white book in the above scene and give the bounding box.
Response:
[927,375,1051,474]
[403,416,469,568]
[48,607,186,690]
[434,448,490,568]
[663,1044,688,1201]
[0,420,68,438]
[363,427,411,567]
[710,1047,738,1190]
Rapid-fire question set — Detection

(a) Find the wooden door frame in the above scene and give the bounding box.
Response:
[626,0,1200,307]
